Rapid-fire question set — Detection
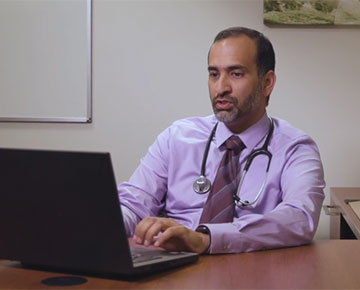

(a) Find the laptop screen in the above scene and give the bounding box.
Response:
[0,148,134,274]
[0,148,198,277]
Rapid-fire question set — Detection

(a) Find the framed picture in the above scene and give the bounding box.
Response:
[264,0,360,26]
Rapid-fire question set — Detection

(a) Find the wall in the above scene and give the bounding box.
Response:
[1,0,359,239]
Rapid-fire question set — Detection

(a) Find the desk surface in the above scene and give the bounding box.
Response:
[1,240,360,289]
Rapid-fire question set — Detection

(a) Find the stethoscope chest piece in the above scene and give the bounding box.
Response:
[193,175,211,194]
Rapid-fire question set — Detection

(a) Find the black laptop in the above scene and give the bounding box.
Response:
[0,148,198,277]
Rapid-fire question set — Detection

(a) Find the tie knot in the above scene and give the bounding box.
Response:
[224,136,244,153]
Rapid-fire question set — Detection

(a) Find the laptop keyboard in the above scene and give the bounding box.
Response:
[131,248,163,264]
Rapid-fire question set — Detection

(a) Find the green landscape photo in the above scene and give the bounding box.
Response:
[264,0,360,25]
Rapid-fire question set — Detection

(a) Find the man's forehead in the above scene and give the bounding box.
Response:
[210,34,257,50]
[208,36,257,69]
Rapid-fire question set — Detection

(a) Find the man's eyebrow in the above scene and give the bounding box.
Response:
[228,65,248,71]
[207,65,249,71]
[207,66,218,71]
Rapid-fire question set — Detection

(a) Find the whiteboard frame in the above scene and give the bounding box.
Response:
[0,0,92,124]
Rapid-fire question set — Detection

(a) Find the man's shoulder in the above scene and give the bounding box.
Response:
[155,115,217,145]
[169,115,217,134]
[272,117,318,149]
[273,117,308,138]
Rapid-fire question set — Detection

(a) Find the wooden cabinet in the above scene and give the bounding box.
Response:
[329,187,360,239]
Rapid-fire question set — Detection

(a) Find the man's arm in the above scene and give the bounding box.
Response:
[203,136,325,253]
[118,127,171,236]
[121,205,141,236]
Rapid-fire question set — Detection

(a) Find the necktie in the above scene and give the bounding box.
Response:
[199,136,245,224]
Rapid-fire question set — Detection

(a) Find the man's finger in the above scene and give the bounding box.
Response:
[134,217,157,243]
[143,222,164,246]
[154,226,186,248]
[134,217,179,245]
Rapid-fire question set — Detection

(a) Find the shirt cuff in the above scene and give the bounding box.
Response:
[201,223,240,253]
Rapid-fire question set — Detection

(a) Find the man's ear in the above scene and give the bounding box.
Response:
[262,70,276,98]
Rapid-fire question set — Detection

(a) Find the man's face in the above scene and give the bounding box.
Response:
[208,36,268,133]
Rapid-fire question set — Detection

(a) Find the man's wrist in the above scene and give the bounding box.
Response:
[196,225,211,254]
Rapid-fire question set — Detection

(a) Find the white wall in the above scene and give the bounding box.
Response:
[1,0,360,239]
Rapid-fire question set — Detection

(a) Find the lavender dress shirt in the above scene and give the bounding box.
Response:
[118,113,325,253]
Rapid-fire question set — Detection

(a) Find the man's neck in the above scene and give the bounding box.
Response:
[224,110,266,134]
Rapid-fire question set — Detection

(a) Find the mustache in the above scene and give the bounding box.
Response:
[212,94,238,105]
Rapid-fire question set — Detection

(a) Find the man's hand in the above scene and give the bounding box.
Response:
[133,217,210,254]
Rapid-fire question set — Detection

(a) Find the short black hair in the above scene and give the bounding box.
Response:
[213,27,275,77]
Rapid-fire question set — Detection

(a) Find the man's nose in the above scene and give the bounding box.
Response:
[215,75,231,96]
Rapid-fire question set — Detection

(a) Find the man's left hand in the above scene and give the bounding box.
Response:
[133,217,210,254]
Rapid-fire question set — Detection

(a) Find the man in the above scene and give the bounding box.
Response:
[118,27,325,254]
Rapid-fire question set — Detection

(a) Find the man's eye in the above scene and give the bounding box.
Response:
[208,72,219,78]
[232,72,244,78]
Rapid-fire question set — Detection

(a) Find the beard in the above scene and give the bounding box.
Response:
[212,83,263,124]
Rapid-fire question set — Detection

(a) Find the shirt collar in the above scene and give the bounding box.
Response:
[214,113,270,151]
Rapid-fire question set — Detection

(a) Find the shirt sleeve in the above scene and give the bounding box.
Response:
[203,136,325,253]
[118,127,170,236]
[121,205,141,236]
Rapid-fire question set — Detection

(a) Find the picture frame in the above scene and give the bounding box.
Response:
[264,0,360,26]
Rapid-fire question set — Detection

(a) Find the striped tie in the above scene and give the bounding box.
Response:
[199,136,245,224]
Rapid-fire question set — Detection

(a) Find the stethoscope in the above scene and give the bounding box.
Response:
[193,118,274,207]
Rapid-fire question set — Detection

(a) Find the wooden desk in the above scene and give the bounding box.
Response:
[330,187,360,239]
[0,240,360,289]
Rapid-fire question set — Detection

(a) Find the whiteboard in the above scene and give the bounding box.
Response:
[0,0,92,123]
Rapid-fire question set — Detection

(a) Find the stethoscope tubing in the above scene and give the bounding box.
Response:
[194,117,274,207]
[200,123,218,177]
